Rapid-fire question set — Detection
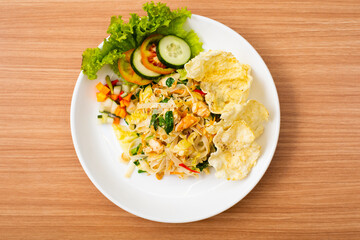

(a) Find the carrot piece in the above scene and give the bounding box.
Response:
[114,106,122,116]
[96,92,107,102]
[120,100,126,107]
[123,100,130,107]
[96,82,110,95]
[113,117,120,125]
[119,107,127,118]
[96,82,104,91]
[110,94,119,101]
[100,86,110,95]
[122,93,132,101]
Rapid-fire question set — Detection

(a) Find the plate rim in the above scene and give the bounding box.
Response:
[70,14,281,223]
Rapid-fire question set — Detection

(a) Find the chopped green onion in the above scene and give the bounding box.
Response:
[178,79,188,85]
[196,160,209,172]
[145,135,154,140]
[138,170,146,173]
[160,98,169,103]
[130,143,142,156]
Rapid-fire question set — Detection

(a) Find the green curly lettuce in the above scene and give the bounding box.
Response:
[81,2,203,80]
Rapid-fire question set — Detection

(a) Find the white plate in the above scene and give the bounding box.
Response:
[70,15,280,223]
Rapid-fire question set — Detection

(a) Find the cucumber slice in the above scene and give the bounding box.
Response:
[107,117,114,124]
[120,92,128,98]
[130,48,161,80]
[103,98,113,112]
[102,113,108,123]
[99,102,105,112]
[111,101,118,114]
[157,35,191,69]
[113,86,122,95]
[122,84,130,93]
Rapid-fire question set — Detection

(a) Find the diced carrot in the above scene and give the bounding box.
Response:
[96,92,107,102]
[96,82,104,91]
[101,86,110,95]
[122,93,132,101]
[119,108,127,118]
[114,106,122,116]
[113,117,120,125]
[95,82,111,95]
[110,94,119,101]
[123,100,130,107]
[120,100,126,107]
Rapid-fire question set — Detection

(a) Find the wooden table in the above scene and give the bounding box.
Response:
[1,0,359,239]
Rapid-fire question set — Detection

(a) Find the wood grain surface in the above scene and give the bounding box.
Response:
[1,0,360,239]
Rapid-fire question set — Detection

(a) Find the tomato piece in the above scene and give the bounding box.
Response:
[123,49,132,62]
[118,49,152,86]
[111,80,119,86]
[140,34,175,75]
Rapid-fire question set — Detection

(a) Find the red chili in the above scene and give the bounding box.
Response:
[179,163,199,173]
[193,89,206,96]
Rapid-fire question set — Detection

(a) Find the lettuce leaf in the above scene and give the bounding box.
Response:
[81,2,203,80]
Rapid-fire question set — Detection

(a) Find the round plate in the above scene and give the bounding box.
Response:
[70,15,280,223]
